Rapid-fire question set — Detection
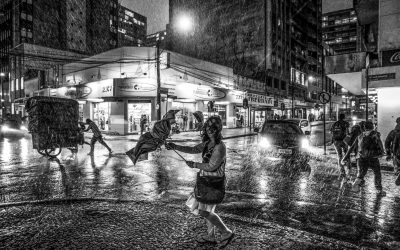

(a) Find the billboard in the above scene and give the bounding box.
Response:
[325,52,366,74]
[382,49,400,67]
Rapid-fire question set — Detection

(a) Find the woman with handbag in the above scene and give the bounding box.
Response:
[166,116,234,247]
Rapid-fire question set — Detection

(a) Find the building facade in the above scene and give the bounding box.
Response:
[168,0,334,120]
[0,0,147,117]
[146,30,167,48]
[117,5,147,47]
[53,47,265,135]
[322,8,361,55]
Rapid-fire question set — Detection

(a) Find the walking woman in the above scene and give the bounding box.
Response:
[166,116,234,247]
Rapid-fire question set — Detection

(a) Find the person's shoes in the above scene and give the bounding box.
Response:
[218,231,235,249]
[87,152,94,155]
[376,189,386,197]
[196,234,217,244]
[352,178,362,192]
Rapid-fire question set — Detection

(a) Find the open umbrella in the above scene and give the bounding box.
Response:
[126,110,180,165]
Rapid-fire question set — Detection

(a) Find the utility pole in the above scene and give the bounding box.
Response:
[365,53,369,122]
[156,41,161,120]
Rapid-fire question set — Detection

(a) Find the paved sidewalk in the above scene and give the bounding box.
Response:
[0,199,358,249]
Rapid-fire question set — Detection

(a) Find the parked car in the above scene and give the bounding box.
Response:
[258,120,311,167]
[0,117,28,137]
[286,119,311,134]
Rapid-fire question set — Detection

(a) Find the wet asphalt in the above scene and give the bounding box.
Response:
[1,131,400,249]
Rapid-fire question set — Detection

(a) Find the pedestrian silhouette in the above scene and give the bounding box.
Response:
[84,118,113,156]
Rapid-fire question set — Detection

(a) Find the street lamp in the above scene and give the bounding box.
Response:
[176,14,193,33]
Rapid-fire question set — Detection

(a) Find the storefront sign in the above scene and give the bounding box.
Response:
[222,90,273,107]
[368,73,396,81]
[193,86,225,100]
[114,78,157,97]
[382,49,400,67]
[173,83,226,101]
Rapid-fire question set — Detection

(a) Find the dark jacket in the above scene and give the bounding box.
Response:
[385,124,400,155]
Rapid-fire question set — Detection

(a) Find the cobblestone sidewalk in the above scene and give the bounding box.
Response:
[0,200,358,249]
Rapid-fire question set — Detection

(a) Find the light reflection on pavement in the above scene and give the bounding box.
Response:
[1,134,400,246]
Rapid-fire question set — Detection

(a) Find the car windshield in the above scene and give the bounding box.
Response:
[262,123,301,134]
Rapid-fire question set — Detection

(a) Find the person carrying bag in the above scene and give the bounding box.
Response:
[166,116,234,248]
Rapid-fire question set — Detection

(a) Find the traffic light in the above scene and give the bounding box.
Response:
[243,98,248,109]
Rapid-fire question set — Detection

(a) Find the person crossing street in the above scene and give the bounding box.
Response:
[330,114,350,178]
[84,118,113,156]
[342,121,386,196]
[385,117,400,176]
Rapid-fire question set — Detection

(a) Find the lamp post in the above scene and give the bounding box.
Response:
[365,53,370,122]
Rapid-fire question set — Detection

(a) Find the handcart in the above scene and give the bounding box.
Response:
[25,96,82,157]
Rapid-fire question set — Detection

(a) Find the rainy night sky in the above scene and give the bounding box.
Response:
[121,0,353,35]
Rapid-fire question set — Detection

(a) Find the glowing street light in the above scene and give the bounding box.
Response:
[177,14,193,33]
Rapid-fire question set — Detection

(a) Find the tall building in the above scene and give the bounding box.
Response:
[117,5,147,47]
[168,0,327,119]
[146,30,167,48]
[0,0,147,116]
[322,8,361,54]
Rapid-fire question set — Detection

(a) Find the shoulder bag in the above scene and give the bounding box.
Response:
[194,143,226,204]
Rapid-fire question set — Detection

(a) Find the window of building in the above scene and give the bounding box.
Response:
[21,77,24,90]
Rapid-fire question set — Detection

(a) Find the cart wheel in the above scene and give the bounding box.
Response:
[37,149,47,156]
[45,144,61,157]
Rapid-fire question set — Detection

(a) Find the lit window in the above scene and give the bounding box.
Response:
[21,12,26,19]
[21,28,26,37]
[16,79,19,91]
[11,80,14,91]
[21,77,24,89]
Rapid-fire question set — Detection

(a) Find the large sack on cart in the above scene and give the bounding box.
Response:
[25,96,80,156]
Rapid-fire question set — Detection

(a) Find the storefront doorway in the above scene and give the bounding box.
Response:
[93,102,111,131]
[128,102,152,133]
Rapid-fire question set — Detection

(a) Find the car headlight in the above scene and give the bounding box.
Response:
[301,138,310,149]
[1,125,10,132]
[20,125,27,131]
[259,137,271,149]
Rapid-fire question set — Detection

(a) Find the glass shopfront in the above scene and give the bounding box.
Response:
[127,102,152,133]
[170,101,196,131]
[93,102,111,131]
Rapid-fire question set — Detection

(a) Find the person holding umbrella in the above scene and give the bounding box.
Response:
[166,116,234,248]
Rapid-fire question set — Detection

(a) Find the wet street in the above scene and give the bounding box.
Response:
[1,133,400,249]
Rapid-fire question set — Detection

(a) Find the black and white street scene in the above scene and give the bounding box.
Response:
[1,0,400,249]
